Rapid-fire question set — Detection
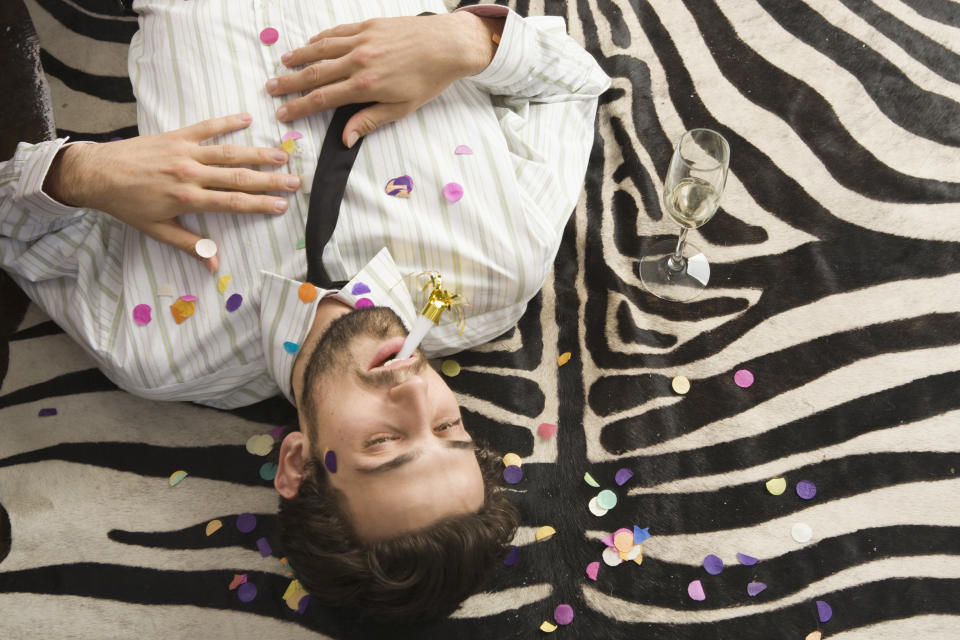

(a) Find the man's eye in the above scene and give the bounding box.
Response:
[434,421,455,433]
[364,435,396,447]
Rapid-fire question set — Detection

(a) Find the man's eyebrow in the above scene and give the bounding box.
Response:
[355,439,474,474]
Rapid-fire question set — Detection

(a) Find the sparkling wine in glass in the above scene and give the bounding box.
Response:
[639,128,730,302]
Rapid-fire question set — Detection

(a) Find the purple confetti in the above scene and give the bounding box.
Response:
[816,600,833,623]
[351,282,371,295]
[796,480,817,500]
[38,408,58,417]
[703,554,724,575]
[503,545,520,567]
[256,537,272,557]
[633,526,650,544]
[225,293,243,312]
[614,467,634,486]
[554,604,574,626]
[384,175,413,197]
[324,449,337,473]
[237,582,258,603]
[236,513,257,533]
[296,595,310,614]
[737,552,759,566]
[269,425,286,441]
[747,581,767,597]
[503,465,523,484]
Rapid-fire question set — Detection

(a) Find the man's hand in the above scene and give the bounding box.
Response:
[268,12,503,147]
[44,113,301,272]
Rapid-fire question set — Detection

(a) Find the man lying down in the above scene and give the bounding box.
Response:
[0,0,609,621]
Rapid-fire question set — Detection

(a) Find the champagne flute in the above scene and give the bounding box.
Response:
[639,128,730,302]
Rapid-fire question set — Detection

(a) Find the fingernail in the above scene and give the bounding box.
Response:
[285,176,301,189]
[266,79,278,93]
[346,131,359,149]
[275,199,288,212]
[271,150,288,162]
[281,51,293,64]
[239,113,253,123]
[276,106,288,120]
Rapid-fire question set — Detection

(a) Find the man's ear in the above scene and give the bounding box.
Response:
[275,431,308,499]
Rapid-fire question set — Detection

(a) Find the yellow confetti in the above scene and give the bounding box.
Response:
[539,621,557,633]
[766,477,787,496]
[584,472,600,488]
[557,352,571,366]
[441,360,461,377]
[246,433,274,456]
[205,519,222,536]
[281,138,296,154]
[217,274,232,294]
[170,298,196,324]
[804,632,822,640]
[502,452,522,468]
[169,470,188,487]
[283,579,309,610]
[671,375,691,394]
[535,525,556,541]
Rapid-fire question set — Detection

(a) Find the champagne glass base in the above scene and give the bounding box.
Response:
[639,238,711,302]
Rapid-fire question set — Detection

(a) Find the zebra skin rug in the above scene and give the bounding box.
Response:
[2,0,959,638]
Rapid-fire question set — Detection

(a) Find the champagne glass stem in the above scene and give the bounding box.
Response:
[667,228,689,272]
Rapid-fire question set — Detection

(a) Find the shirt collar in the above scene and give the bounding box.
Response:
[259,247,418,405]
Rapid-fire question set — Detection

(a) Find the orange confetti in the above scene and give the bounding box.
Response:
[170,297,196,324]
[298,282,318,303]
[557,352,571,366]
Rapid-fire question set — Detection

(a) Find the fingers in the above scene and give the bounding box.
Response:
[193,165,302,194]
[267,57,351,100]
[175,185,291,216]
[193,143,290,167]
[306,21,364,45]
[343,103,410,148]
[146,220,219,273]
[179,113,253,143]
[276,78,362,123]
[278,35,355,70]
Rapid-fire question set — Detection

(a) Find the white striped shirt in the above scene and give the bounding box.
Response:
[0,0,609,409]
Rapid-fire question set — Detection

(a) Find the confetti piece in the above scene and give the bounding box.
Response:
[296,237,306,250]
[259,462,278,481]
[228,574,247,590]
[157,284,175,297]
[283,341,300,354]
[355,297,374,308]
[324,449,338,473]
[766,477,787,495]
[195,238,217,259]
[588,497,608,517]
[181,295,198,302]
[504,545,520,567]
[614,468,634,486]
[687,579,706,601]
[225,293,243,312]
[602,546,623,567]
[237,582,258,602]
[626,545,643,562]
[296,595,310,614]
[535,525,556,541]
[816,600,832,622]
[671,375,691,394]
[256,537,272,557]
[454,144,473,155]
[539,621,557,633]
[260,27,279,45]
[269,426,286,440]
[604,530,624,546]
[38,408,57,417]
[443,182,464,203]
[703,554,724,575]
[169,470,188,487]
[236,513,257,533]
[613,530,634,552]
[557,352,571,366]
[441,360,461,377]
[737,552,758,566]
[503,465,523,484]
[792,522,813,543]
[281,139,296,154]
[283,579,309,610]
[170,298,196,324]
[282,130,303,142]
[297,282,318,303]
[132,304,152,325]
[796,480,817,500]
[537,422,557,439]
[596,489,617,510]
[246,434,274,456]
[747,581,767,597]
[633,526,650,544]
[584,472,600,488]
[554,604,574,626]
[351,282,371,295]
[385,175,413,197]
[734,368,755,388]
[502,453,522,468]
[217,275,232,294]
[585,561,600,581]
[805,632,822,640]
[206,520,222,536]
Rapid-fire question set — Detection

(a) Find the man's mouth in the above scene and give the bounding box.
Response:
[368,336,416,371]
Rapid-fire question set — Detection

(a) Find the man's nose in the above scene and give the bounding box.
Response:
[387,374,431,427]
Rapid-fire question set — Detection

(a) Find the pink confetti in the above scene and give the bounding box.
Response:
[554,604,574,626]
[734,368,755,388]
[687,579,706,601]
[537,422,557,439]
[600,533,616,547]
[454,144,473,155]
[269,426,286,441]
[260,27,279,45]
[585,561,599,581]
[282,130,303,142]
[180,295,197,302]
[443,182,464,203]
[132,304,152,325]
[354,297,374,308]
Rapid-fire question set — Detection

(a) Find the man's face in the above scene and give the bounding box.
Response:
[291,307,484,542]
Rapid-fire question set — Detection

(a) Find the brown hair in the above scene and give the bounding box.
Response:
[276,446,518,622]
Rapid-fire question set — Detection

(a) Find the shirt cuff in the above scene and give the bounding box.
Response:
[456,7,535,94]
[14,138,95,217]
